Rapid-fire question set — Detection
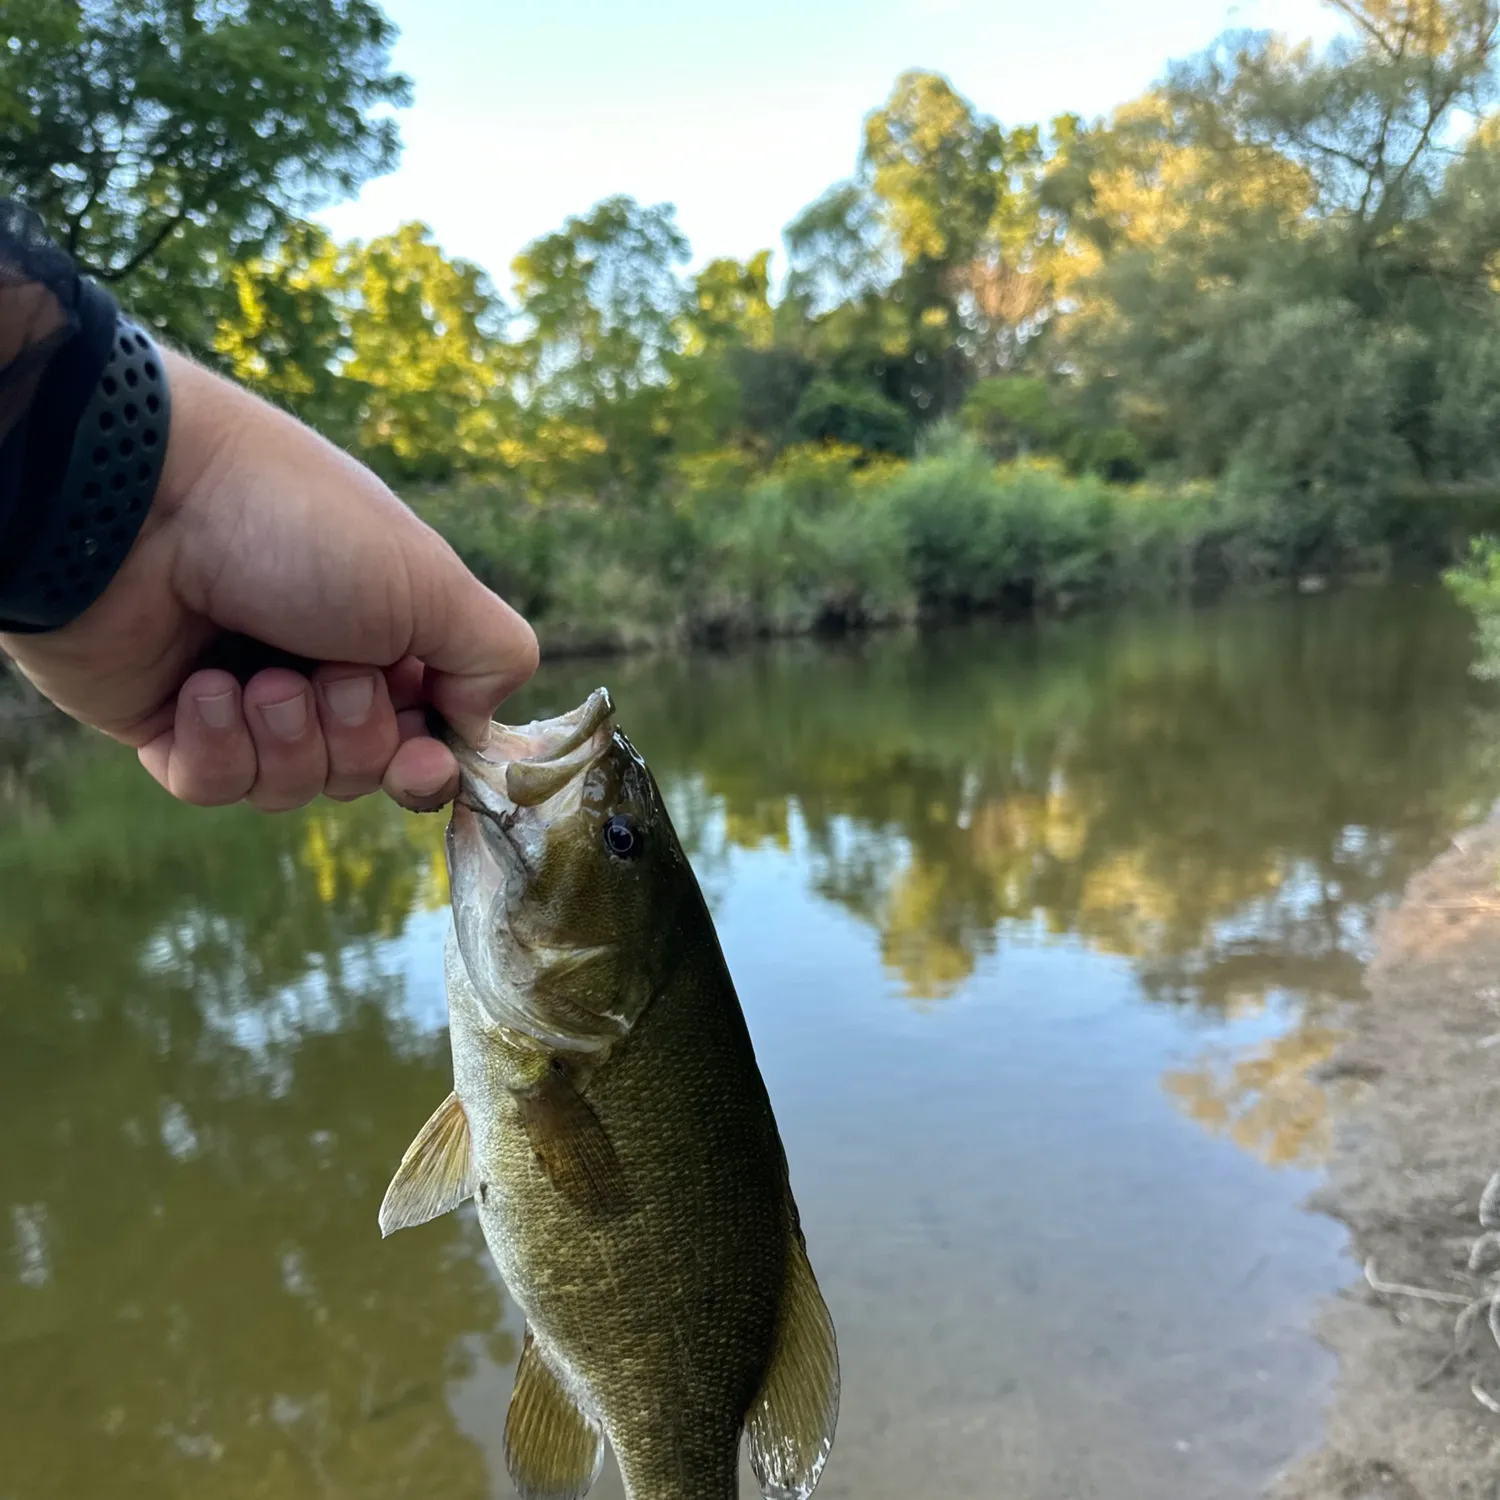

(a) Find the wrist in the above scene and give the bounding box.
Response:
[0,307,171,632]
[149,347,236,534]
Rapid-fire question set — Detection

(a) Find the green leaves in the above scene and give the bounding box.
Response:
[213,220,513,481]
[506,196,691,496]
[1,0,410,354]
[10,4,1500,554]
[512,196,689,408]
[861,70,1011,270]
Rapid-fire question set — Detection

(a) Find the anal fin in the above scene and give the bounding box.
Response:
[378,1090,478,1237]
[745,1229,840,1500]
[505,1326,604,1500]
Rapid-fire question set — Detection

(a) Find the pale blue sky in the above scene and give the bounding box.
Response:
[317,0,1343,294]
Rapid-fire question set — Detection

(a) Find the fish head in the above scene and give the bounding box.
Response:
[444,687,689,1052]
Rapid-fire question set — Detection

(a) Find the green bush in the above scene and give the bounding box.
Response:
[880,440,1114,609]
[406,443,1498,658]
[792,379,914,456]
[1445,535,1500,680]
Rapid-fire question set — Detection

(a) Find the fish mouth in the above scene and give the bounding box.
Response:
[442,688,622,1051]
[450,687,616,814]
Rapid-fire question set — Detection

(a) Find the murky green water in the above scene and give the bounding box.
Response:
[4,583,1498,1500]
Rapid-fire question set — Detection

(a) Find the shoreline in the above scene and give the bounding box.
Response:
[525,564,1389,660]
[1273,811,1500,1499]
[0,569,1438,750]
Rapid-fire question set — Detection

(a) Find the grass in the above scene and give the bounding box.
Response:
[409,435,1500,656]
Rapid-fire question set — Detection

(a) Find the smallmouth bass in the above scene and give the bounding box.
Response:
[379,688,838,1500]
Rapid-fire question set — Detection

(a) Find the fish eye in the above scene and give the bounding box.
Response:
[602,815,642,860]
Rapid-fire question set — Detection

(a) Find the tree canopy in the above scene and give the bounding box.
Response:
[6,0,1500,533]
[1,0,410,348]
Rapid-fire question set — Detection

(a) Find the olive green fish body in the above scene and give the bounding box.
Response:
[381,691,838,1500]
[452,931,791,1500]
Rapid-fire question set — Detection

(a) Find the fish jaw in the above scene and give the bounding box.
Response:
[447,686,616,781]
[443,688,627,1054]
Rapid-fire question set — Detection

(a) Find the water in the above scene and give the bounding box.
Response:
[3,582,1497,1500]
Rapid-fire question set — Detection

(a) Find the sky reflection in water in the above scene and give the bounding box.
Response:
[2,583,1495,1498]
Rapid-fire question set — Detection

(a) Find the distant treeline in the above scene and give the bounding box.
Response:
[8,1,1500,648]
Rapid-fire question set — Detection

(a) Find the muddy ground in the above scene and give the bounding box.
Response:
[1273,816,1500,1500]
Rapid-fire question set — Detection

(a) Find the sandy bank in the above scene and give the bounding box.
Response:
[1274,814,1500,1500]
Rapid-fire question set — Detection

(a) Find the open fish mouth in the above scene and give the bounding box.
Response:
[443,688,624,1051]
[453,688,617,814]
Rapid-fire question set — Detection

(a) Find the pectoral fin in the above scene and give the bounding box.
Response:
[378,1091,478,1237]
[512,1062,630,1218]
[745,1230,840,1500]
[505,1327,603,1500]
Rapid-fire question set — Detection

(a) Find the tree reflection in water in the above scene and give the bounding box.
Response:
[1,584,1495,1496]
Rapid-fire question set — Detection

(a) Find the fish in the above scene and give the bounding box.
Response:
[378,687,839,1500]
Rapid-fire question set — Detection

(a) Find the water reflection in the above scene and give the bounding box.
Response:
[1,583,1496,1497]
[0,757,506,1498]
[1163,1020,1356,1167]
[522,587,1491,1018]
[520,588,1496,1177]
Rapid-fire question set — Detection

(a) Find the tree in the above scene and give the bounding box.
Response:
[792,377,913,454]
[861,70,1010,270]
[0,0,411,348]
[212,220,361,444]
[783,182,896,317]
[1039,5,1500,500]
[344,223,513,479]
[513,196,689,406]
[861,72,1051,381]
[776,72,1058,439]
[214,221,514,480]
[1162,3,1500,247]
[511,196,690,496]
[682,252,775,355]
[1039,89,1321,470]
[664,252,781,454]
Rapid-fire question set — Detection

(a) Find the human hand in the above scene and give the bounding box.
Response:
[0,347,538,812]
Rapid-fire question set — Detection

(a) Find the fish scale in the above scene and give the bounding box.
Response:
[378,688,838,1500]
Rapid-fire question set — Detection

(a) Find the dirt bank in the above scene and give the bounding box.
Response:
[1273,814,1500,1500]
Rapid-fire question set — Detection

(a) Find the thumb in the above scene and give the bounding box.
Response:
[405,529,539,747]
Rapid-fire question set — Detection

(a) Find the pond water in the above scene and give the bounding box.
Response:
[3,582,1498,1500]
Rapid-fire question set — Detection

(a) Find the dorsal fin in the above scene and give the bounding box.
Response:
[378,1091,478,1237]
[745,1230,840,1499]
[505,1327,604,1500]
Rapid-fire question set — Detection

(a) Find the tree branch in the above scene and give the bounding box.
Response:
[86,209,187,281]
[1386,71,1464,211]
[1355,109,1391,221]
[1326,1,1401,59]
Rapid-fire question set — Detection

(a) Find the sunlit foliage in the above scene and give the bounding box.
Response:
[8,2,1500,636]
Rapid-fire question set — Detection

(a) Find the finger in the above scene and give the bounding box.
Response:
[407,546,538,749]
[384,655,428,712]
[382,735,459,813]
[137,670,257,806]
[242,670,329,812]
[395,707,429,742]
[314,665,400,802]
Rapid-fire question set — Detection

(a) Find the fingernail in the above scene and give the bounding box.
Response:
[259,693,308,742]
[195,689,235,731]
[324,674,376,727]
[404,791,454,815]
